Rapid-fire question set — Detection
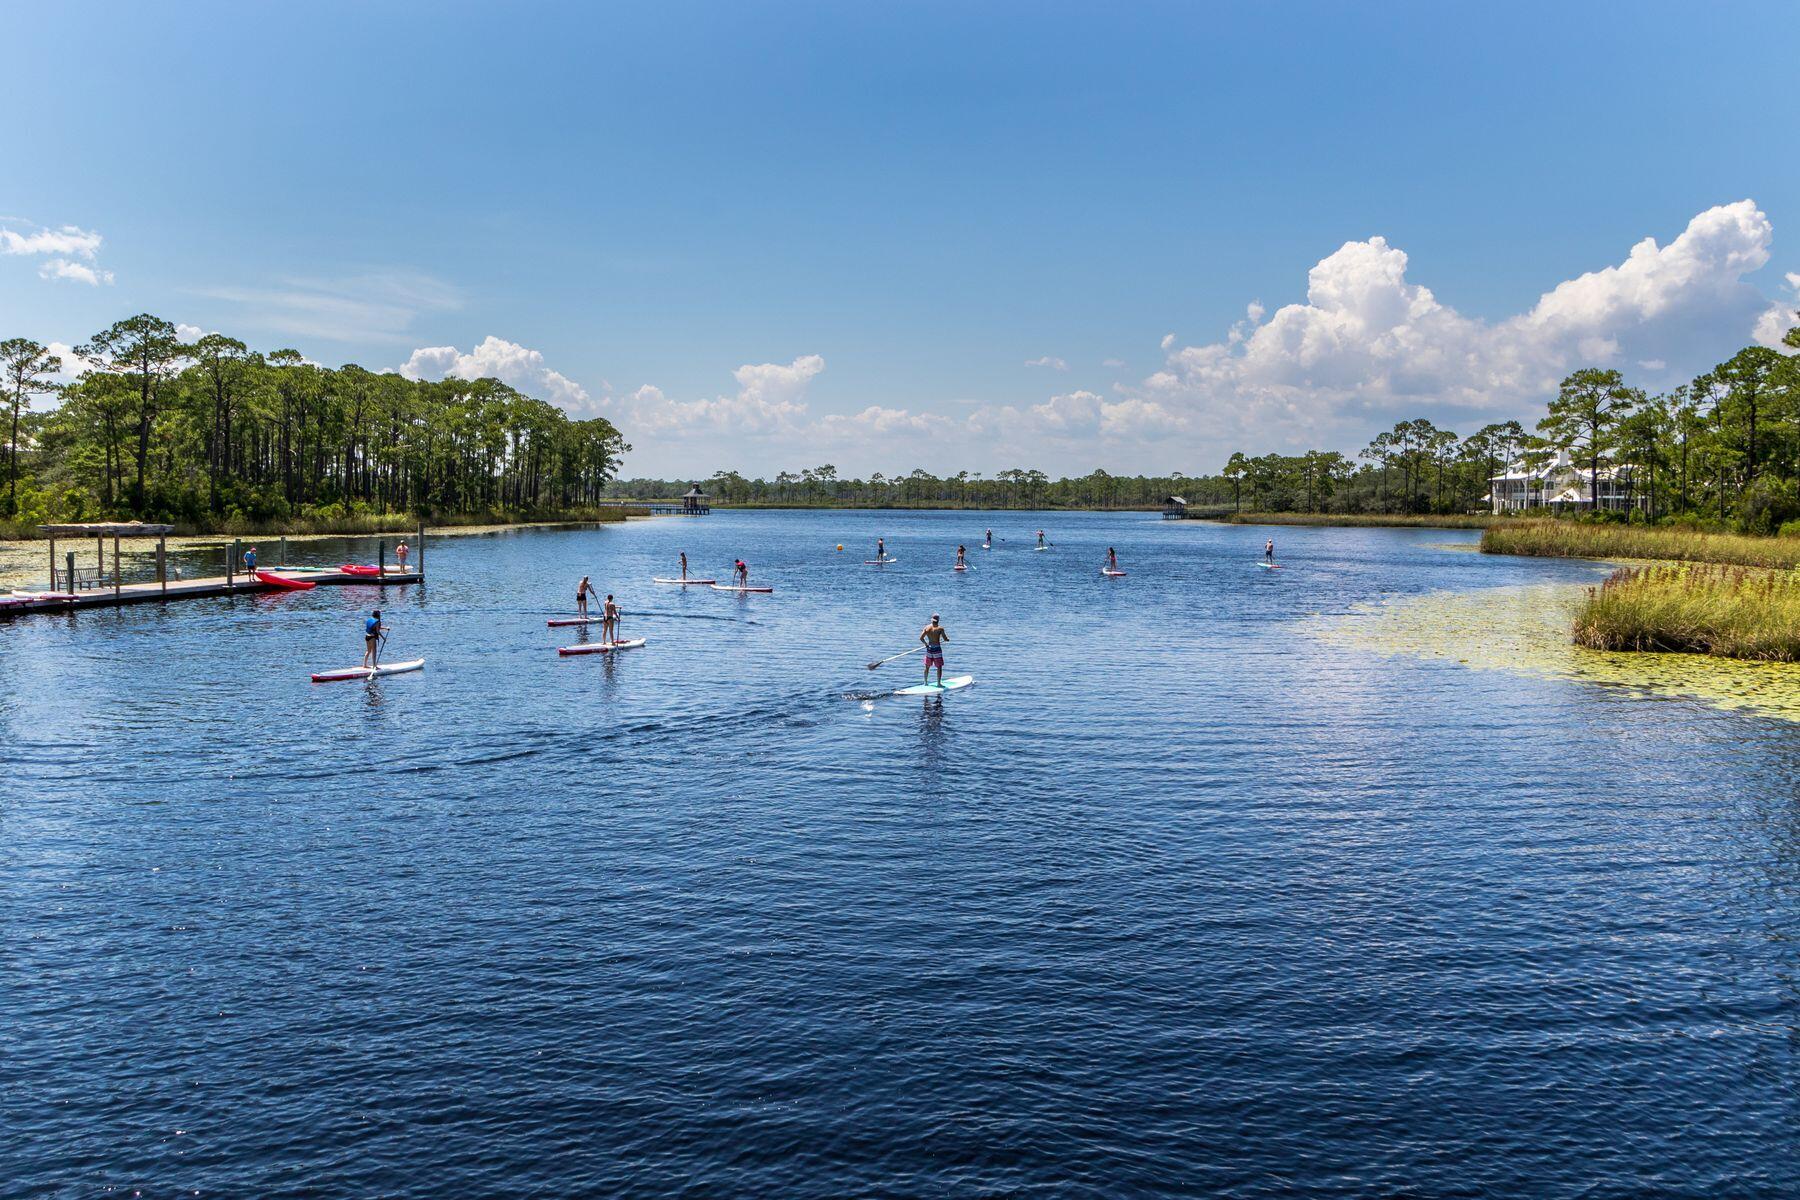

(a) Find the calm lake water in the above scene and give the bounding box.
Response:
[4,511,1798,1197]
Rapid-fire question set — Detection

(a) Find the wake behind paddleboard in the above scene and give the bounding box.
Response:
[712,584,774,593]
[894,674,974,696]
[311,658,425,683]
[653,577,717,585]
[558,638,648,656]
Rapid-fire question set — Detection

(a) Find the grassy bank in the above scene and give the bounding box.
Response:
[1574,564,1800,661]
[1481,520,1800,568]
[0,506,647,541]
[1219,512,1497,529]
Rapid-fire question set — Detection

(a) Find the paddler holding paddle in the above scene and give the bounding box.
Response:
[576,575,599,617]
[1265,538,1275,564]
[363,609,386,668]
[602,594,621,644]
[734,558,749,587]
[920,613,949,685]
[876,537,887,561]
[679,551,689,580]
[956,544,967,569]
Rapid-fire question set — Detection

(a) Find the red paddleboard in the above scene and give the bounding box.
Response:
[255,569,316,590]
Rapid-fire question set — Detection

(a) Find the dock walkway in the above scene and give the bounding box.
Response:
[1,567,422,618]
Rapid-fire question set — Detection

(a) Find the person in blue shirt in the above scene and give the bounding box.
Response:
[363,610,385,668]
[244,545,257,574]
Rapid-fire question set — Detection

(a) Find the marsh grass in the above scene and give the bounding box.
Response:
[1482,520,1800,568]
[1574,563,1800,660]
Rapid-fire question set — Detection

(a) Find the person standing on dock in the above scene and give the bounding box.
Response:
[244,545,257,574]
[396,540,409,570]
[602,594,621,644]
[919,613,949,685]
[577,575,599,617]
[679,551,690,581]
[364,610,386,668]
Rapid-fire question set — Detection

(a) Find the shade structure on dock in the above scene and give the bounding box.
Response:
[39,522,178,597]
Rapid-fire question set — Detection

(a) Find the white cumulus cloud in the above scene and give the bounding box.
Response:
[2,220,113,285]
[400,335,589,409]
[623,355,825,436]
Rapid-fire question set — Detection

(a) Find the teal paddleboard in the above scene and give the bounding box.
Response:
[895,674,974,696]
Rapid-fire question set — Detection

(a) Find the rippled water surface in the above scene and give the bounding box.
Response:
[5,512,1799,1197]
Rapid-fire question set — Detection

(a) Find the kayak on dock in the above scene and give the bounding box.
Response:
[255,568,316,590]
[558,638,648,656]
[311,658,425,683]
[339,563,383,576]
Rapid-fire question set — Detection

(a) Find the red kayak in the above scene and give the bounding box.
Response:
[255,568,316,590]
[339,563,382,576]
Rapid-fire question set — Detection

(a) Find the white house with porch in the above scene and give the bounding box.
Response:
[1488,450,1647,513]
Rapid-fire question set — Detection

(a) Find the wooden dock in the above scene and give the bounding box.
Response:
[1,567,423,619]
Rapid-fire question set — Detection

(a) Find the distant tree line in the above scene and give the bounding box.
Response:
[607,466,1232,509]
[1,314,628,529]
[1218,324,1800,530]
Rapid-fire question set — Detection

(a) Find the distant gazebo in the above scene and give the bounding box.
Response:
[682,484,710,515]
[1162,495,1188,519]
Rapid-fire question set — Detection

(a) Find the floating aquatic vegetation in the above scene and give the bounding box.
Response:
[1309,582,1800,722]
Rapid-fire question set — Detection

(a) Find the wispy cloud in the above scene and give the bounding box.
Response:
[196,269,462,344]
[1024,355,1068,371]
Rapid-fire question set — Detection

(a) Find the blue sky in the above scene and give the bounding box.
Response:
[3,0,1796,477]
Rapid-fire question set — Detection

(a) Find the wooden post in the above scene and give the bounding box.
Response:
[229,538,238,587]
[48,536,56,590]
[279,536,287,568]
[113,533,121,597]
[157,536,167,595]
[65,552,75,593]
[378,540,386,575]
[96,535,103,586]
[417,521,425,576]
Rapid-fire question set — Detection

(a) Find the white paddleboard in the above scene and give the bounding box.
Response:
[1102,568,1127,576]
[311,658,425,683]
[711,584,774,593]
[894,674,974,696]
[1034,545,1048,552]
[1259,561,1283,570]
[953,564,968,571]
[653,577,716,585]
[558,638,648,656]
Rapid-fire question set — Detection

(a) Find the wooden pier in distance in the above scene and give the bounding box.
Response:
[2,522,426,620]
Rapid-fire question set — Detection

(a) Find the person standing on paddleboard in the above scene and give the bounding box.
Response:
[919,613,949,685]
[984,528,992,547]
[1264,538,1275,564]
[1107,547,1118,571]
[602,594,621,644]
[956,544,967,569]
[876,537,886,561]
[1036,530,1046,549]
[363,610,385,668]
[679,551,689,581]
[576,575,599,617]
[735,559,749,587]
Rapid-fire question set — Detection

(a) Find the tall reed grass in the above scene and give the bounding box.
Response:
[1482,520,1800,568]
[1574,563,1800,660]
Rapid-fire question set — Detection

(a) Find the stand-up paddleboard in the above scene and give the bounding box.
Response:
[1259,561,1283,570]
[1101,568,1127,577]
[953,564,968,572]
[712,583,774,593]
[311,658,425,683]
[865,557,899,565]
[981,543,991,549]
[652,577,716,586]
[557,638,647,656]
[894,674,974,696]
[547,615,602,627]
[1033,545,1049,552]
[255,568,316,590]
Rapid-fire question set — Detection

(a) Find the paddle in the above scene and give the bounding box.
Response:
[866,645,924,671]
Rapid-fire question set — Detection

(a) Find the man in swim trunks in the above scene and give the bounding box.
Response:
[1036,530,1046,548]
[984,529,992,547]
[364,609,385,668]
[1265,538,1275,563]
[956,544,967,568]
[602,594,620,643]
[396,540,409,570]
[876,537,886,561]
[919,613,948,684]
[577,575,598,616]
